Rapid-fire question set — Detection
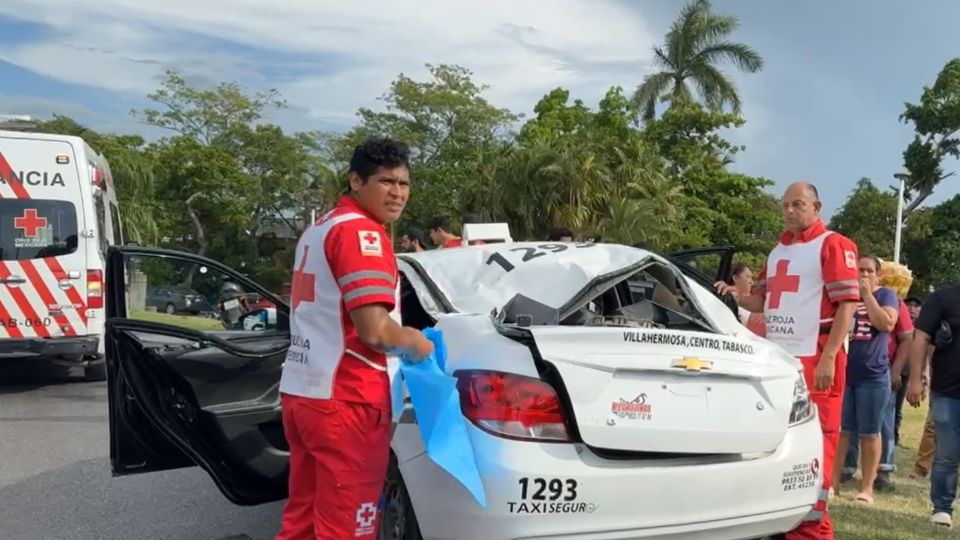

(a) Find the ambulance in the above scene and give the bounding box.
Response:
[0,129,122,380]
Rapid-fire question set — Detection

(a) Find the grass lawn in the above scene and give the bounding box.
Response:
[129,310,226,331]
[830,398,959,539]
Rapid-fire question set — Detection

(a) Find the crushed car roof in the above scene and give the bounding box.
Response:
[399,241,663,315]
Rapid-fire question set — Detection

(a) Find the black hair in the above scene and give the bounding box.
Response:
[462,213,483,225]
[727,261,751,284]
[404,226,425,246]
[547,227,574,241]
[348,137,411,183]
[860,254,882,272]
[428,215,450,232]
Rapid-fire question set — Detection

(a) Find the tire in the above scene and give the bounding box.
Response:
[83,360,107,382]
[165,303,177,315]
[378,454,422,540]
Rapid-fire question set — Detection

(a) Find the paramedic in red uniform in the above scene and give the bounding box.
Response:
[717,181,859,540]
[275,137,433,540]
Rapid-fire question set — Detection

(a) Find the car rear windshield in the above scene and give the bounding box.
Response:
[0,199,78,261]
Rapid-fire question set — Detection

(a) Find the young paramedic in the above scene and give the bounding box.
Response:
[274,137,433,540]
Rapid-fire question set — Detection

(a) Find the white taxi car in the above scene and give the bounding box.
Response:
[103,230,821,540]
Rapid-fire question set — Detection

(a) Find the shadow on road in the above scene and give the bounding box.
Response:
[0,457,282,540]
[0,358,86,395]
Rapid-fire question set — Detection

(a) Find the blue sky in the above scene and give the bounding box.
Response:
[1,0,958,219]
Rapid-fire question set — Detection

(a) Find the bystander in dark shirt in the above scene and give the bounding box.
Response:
[848,287,898,383]
[915,284,960,398]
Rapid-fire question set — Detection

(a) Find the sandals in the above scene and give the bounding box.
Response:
[854,492,874,504]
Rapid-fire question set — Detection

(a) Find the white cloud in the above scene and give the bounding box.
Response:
[0,0,659,131]
[0,93,99,121]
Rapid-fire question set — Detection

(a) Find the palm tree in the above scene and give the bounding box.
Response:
[633,0,763,121]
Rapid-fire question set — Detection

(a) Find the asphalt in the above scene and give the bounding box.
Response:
[0,361,283,540]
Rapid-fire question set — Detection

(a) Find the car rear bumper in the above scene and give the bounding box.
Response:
[0,335,100,360]
[397,415,823,540]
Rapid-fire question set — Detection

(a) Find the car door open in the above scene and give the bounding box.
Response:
[104,246,290,505]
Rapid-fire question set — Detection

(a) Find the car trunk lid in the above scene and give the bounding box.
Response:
[529,326,797,455]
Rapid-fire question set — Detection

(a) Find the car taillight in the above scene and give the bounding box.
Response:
[87,269,103,309]
[455,370,572,442]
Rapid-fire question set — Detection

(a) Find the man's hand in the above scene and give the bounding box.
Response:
[814,351,836,391]
[906,376,925,407]
[403,328,434,362]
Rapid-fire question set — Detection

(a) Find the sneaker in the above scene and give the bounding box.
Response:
[840,470,855,483]
[931,512,953,528]
[874,471,894,492]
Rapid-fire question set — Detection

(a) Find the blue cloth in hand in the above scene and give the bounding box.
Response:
[393,328,486,508]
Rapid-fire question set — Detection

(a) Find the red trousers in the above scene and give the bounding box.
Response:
[275,394,391,540]
[785,345,846,540]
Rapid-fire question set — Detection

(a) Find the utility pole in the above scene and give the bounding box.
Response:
[893,171,909,264]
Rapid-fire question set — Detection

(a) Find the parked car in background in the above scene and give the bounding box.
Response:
[145,285,211,315]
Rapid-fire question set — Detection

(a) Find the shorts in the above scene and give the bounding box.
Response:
[840,377,891,436]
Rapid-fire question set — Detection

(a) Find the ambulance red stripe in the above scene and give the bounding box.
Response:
[0,150,89,329]
[20,260,77,337]
[0,291,25,338]
[43,257,88,324]
[0,262,51,338]
[0,152,30,199]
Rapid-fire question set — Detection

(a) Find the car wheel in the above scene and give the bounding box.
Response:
[165,303,177,315]
[378,454,422,540]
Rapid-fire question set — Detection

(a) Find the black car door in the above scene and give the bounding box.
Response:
[665,245,738,314]
[104,246,290,505]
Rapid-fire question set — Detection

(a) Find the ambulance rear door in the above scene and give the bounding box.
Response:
[0,135,90,342]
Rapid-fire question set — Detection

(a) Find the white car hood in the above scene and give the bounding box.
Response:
[399,242,672,316]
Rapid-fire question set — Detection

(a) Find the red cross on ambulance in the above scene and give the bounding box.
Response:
[14,209,47,238]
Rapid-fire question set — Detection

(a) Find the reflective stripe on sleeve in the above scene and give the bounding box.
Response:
[343,286,396,304]
[827,286,859,301]
[826,280,858,291]
[337,270,394,288]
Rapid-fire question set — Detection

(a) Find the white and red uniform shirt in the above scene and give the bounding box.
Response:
[280,196,399,411]
[752,219,860,358]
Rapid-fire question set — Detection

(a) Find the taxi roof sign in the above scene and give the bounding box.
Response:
[462,222,512,245]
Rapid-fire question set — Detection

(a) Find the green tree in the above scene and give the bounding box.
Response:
[642,101,780,257]
[329,63,520,231]
[22,115,161,243]
[899,58,960,214]
[828,178,898,259]
[903,196,960,291]
[133,70,285,146]
[134,70,320,290]
[632,0,763,121]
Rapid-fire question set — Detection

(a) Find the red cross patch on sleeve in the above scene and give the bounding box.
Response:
[358,230,383,257]
[844,250,856,269]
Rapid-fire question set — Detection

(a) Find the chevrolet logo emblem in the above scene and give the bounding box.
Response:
[671,357,713,373]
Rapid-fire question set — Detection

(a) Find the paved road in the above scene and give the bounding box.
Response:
[0,361,283,540]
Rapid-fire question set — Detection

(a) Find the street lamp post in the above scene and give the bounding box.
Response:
[893,172,909,264]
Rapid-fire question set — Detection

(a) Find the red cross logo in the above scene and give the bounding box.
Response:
[14,209,47,238]
[290,245,315,311]
[767,259,800,309]
[356,502,377,528]
[363,232,377,245]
